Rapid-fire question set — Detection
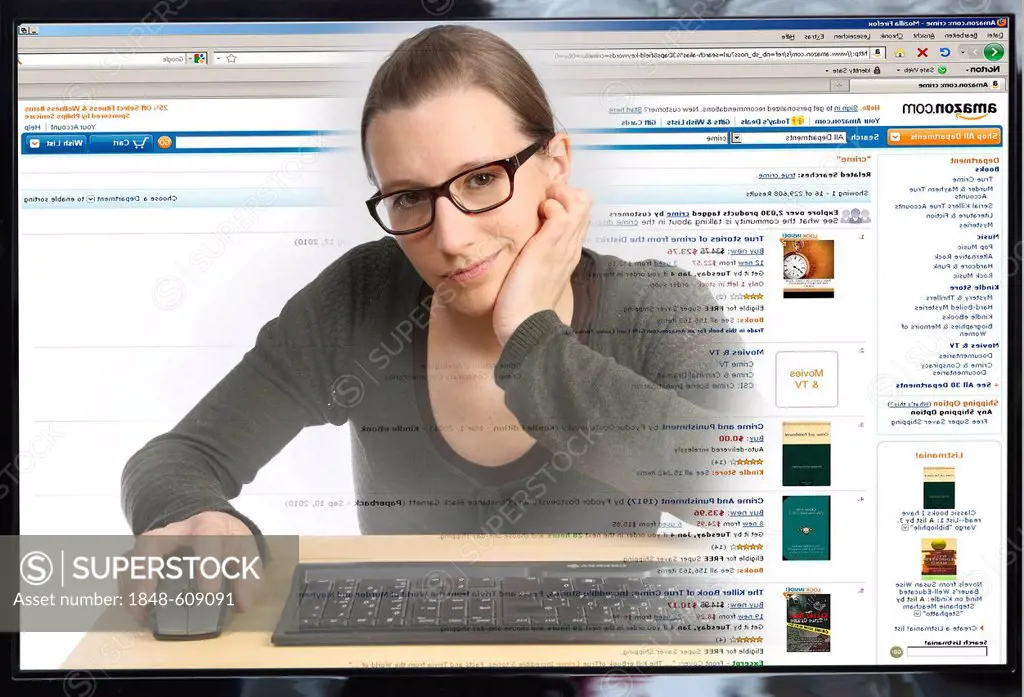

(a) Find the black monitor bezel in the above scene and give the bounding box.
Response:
[1,1,1019,687]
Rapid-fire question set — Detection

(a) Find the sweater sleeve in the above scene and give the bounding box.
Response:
[494,266,763,523]
[120,241,388,539]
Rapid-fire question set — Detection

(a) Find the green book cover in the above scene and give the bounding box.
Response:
[923,466,955,509]
[782,422,831,486]
[782,495,831,561]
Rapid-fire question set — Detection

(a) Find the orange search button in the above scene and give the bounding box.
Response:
[887,128,1001,146]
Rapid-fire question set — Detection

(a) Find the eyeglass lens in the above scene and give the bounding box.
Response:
[374,163,512,233]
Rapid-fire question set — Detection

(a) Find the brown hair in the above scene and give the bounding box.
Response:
[359,24,557,184]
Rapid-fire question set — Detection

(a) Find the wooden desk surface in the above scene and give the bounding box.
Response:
[62,535,719,670]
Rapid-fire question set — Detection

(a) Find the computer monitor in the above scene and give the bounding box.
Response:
[3,0,1020,684]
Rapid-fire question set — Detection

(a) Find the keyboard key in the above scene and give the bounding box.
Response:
[469,577,495,587]
[304,580,333,596]
[354,598,379,612]
[322,601,352,622]
[540,578,573,594]
[501,577,540,593]
[551,594,588,613]
[441,601,467,617]
[535,613,560,627]
[624,601,652,617]
[440,600,467,623]
[381,603,405,620]
[557,606,586,625]
[605,577,646,594]
[585,606,615,626]
[413,573,465,597]
[468,598,494,617]
[350,603,378,626]
[357,579,392,594]
[298,599,325,622]
[412,600,440,616]
[297,580,333,624]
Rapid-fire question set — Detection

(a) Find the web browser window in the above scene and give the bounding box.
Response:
[11,15,1017,674]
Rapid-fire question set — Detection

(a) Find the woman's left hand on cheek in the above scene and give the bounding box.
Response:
[493,183,591,347]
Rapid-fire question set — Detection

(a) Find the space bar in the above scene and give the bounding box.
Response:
[300,622,411,631]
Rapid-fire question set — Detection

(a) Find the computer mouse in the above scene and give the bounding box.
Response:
[151,567,234,641]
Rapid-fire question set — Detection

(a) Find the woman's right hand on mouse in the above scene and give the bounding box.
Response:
[121,511,263,626]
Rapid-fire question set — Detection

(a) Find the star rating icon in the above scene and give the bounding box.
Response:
[742,293,764,300]
[736,636,763,644]
[736,544,764,550]
[736,459,763,466]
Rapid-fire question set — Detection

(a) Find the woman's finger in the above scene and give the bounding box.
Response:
[547,184,578,213]
[127,525,192,604]
[121,522,193,625]
[540,196,566,223]
[191,532,225,594]
[557,190,590,256]
[571,191,591,233]
[225,534,263,612]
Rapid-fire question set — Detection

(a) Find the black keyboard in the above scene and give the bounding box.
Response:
[271,561,710,645]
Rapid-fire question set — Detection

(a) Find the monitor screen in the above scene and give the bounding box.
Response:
[8,9,1020,678]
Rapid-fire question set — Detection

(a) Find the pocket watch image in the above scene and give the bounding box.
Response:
[783,240,810,280]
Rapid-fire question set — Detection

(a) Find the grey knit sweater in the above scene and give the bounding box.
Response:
[120,236,753,538]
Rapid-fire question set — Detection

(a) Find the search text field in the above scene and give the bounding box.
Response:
[173,135,345,149]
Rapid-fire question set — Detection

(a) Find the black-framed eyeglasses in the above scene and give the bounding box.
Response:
[365,140,547,235]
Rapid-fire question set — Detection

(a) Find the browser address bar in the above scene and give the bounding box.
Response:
[212,51,385,66]
[214,47,877,66]
[546,47,878,63]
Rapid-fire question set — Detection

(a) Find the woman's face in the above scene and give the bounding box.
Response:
[365,87,569,318]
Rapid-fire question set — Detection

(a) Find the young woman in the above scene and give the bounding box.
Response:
[120,25,754,599]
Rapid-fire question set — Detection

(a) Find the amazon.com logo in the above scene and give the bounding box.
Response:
[902,102,998,121]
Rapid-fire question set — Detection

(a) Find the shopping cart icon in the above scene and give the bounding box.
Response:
[132,136,150,149]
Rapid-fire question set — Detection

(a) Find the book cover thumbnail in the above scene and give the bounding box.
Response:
[782,495,831,561]
[921,538,957,580]
[782,421,831,486]
[782,238,835,299]
[923,466,956,509]
[786,593,831,652]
